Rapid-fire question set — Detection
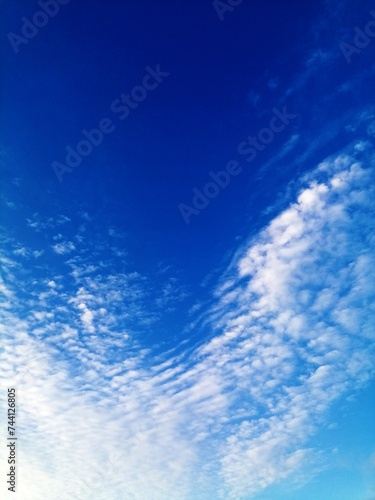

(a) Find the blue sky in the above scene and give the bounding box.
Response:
[1,1,375,498]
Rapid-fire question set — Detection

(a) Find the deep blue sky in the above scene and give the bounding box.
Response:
[1,1,375,499]
[2,1,372,266]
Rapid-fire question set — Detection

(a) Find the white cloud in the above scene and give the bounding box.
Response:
[52,241,76,255]
[32,249,44,258]
[0,142,374,499]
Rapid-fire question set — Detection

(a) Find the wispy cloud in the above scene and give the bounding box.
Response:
[52,241,75,255]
